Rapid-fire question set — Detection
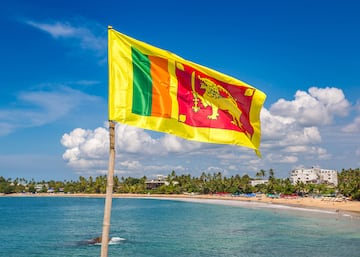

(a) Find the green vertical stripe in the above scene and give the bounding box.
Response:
[132,47,152,116]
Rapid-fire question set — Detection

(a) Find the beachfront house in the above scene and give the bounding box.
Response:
[35,183,48,193]
[290,167,338,186]
[250,179,269,187]
[145,175,169,190]
[145,175,179,190]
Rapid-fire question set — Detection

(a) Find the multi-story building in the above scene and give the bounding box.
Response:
[145,175,169,190]
[145,175,179,190]
[290,167,338,186]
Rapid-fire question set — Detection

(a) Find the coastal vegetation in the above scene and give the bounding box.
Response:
[1,168,359,200]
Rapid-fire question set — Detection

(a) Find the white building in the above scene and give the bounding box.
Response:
[35,183,48,192]
[145,175,179,190]
[290,167,338,186]
[250,179,268,187]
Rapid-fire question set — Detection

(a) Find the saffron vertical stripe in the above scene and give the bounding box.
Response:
[132,47,152,116]
[148,56,171,118]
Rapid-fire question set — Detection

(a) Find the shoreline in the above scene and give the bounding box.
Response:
[3,192,360,217]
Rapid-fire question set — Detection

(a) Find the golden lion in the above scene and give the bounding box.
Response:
[191,72,243,128]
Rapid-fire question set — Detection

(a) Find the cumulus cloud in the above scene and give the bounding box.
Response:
[61,127,109,171]
[160,134,202,152]
[59,86,357,178]
[116,125,160,154]
[266,153,298,164]
[0,86,102,136]
[270,87,350,126]
[261,108,321,148]
[260,108,296,140]
[61,123,203,175]
[115,124,203,155]
[61,128,88,149]
[342,101,360,133]
[284,145,308,153]
[119,160,142,170]
[257,87,350,168]
[310,147,330,160]
[283,126,321,146]
[60,119,326,177]
[342,116,360,133]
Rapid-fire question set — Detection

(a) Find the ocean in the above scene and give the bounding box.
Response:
[0,196,359,257]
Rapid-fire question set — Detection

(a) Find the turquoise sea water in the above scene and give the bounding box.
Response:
[0,197,359,257]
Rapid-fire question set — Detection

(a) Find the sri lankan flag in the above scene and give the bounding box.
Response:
[108,27,266,155]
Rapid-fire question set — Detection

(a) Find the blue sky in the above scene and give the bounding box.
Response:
[1,0,359,180]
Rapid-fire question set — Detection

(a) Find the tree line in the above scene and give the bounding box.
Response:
[1,168,359,200]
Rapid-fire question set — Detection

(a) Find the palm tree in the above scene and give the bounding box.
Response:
[268,168,275,180]
[167,170,177,183]
[338,168,360,200]
[295,181,306,195]
[263,169,275,193]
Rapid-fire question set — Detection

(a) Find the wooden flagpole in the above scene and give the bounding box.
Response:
[100,120,116,257]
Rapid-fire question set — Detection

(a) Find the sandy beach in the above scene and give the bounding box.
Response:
[117,193,360,216]
[6,192,360,217]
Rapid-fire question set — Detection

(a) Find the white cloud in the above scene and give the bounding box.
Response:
[259,98,333,166]
[61,123,203,175]
[342,113,360,133]
[270,87,350,126]
[61,127,108,158]
[341,100,360,133]
[283,126,321,146]
[61,128,88,148]
[61,122,261,177]
[260,108,296,140]
[26,21,76,37]
[59,86,358,178]
[205,166,225,173]
[116,125,161,154]
[261,107,321,148]
[25,20,106,56]
[18,86,97,122]
[114,124,203,155]
[265,153,298,164]
[282,145,330,160]
[79,127,109,158]
[0,86,102,136]
[160,134,202,152]
[228,165,237,171]
[283,145,308,153]
[119,160,142,170]
[308,87,350,116]
[217,151,252,161]
[61,127,109,171]
[309,147,330,160]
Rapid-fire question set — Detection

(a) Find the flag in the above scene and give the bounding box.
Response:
[108,27,266,155]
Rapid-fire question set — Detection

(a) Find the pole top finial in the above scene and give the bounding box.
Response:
[108,25,113,30]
